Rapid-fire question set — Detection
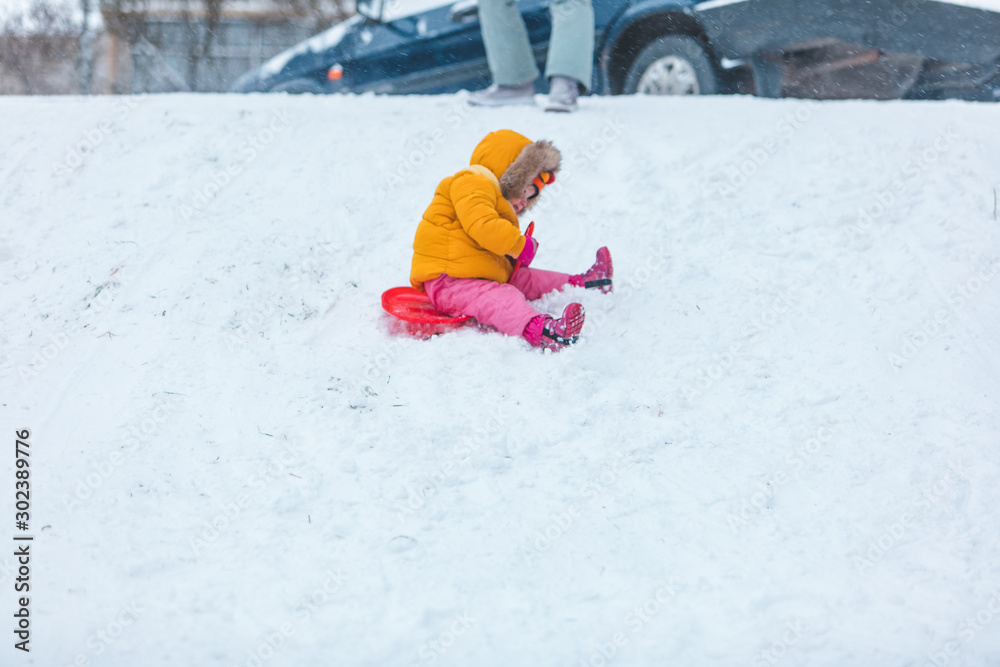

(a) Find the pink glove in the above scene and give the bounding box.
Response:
[515,236,539,268]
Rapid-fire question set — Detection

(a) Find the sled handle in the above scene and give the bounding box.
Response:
[512,221,535,278]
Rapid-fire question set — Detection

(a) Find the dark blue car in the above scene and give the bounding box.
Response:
[231,0,1000,100]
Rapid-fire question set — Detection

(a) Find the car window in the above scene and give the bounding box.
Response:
[382,0,462,21]
[939,0,1000,11]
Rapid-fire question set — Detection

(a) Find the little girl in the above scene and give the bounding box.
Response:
[410,129,612,351]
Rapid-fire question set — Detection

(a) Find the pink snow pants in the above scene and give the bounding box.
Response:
[424,267,572,337]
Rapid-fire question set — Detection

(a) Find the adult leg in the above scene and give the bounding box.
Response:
[478,0,540,86]
[545,0,594,91]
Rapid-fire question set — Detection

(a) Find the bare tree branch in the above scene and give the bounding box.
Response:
[0,1,79,94]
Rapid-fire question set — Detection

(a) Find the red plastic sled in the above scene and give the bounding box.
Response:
[381,286,471,336]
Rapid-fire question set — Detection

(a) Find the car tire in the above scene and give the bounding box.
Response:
[271,78,325,94]
[624,35,719,96]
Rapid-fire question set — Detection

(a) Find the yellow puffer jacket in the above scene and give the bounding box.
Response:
[410,130,561,290]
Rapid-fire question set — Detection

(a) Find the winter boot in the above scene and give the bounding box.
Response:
[468,82,535,107]
[545,76,580,113]
[570,246,613,293]
[524,303,586,352]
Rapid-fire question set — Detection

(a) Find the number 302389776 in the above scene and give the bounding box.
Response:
[13,429,33,654]
[15,430,30,532]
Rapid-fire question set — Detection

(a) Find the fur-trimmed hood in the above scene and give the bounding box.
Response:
[470,130,562,212]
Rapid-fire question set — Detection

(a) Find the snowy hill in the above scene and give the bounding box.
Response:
[2,92,999,667]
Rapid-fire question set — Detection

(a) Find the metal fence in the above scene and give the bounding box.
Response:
[125,19,318,92]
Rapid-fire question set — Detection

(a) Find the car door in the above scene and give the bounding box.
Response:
[692,0,830,58]
[695,0,1000,65]
[856,0,1000,65]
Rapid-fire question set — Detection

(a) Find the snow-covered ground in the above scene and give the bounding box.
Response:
[2,92,999,667]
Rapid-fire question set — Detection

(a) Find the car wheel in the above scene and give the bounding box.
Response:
[271,78,324,94]
[624,35,718,96]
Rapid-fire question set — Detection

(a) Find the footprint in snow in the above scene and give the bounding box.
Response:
[388,535,418,553]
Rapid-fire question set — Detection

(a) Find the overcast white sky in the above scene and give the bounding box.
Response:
[0,0,68,20]
[0,0,31,17]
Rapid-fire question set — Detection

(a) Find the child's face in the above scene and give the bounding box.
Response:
[508,183,537,215]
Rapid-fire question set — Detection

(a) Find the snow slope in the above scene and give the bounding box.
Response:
[2,92,999,667]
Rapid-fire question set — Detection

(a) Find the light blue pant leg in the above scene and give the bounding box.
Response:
[478,0,540,86]
[545,0,595,91]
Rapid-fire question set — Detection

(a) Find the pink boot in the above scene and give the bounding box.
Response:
[524,303,586,351]
[570,247,613,294]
